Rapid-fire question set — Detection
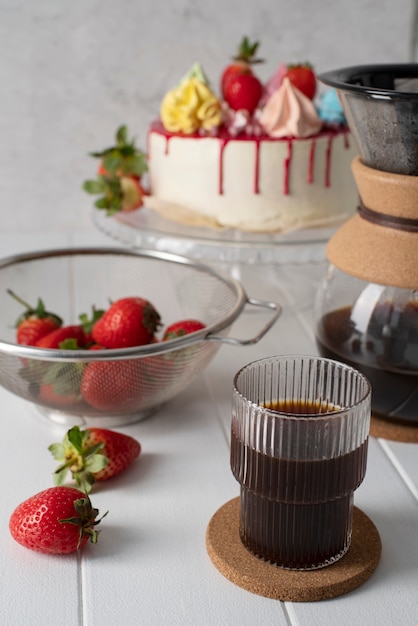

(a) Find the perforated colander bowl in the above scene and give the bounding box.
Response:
[0,247,280,426]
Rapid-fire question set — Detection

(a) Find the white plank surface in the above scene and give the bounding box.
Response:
[0,233,417,625]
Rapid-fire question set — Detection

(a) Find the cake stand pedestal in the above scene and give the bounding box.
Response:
[92,207,334,310]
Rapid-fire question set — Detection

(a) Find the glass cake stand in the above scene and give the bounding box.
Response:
[92,206,336,309]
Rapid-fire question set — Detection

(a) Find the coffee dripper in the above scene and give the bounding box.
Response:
[315,64,418,424]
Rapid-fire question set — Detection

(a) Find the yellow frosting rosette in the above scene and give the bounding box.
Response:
[160,65,222,134]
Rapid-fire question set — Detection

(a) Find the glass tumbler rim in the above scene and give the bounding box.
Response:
[233,354,372,421]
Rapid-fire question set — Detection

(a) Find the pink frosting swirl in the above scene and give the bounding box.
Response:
[259,77,323,138]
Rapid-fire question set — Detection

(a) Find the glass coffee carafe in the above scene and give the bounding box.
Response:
[315,64,418,424]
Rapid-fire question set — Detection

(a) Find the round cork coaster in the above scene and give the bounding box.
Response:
[206,497,382,602]
[370,413,418,443]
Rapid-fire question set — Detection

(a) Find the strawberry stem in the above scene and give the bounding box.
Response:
[59,494,108,548]
[7,289,33,311]
[7,289,63,326]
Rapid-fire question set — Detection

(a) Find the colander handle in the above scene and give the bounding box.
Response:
[207,298,282,346]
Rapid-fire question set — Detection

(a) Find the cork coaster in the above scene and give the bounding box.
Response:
[206,497,381,602]
[370,413,418,443]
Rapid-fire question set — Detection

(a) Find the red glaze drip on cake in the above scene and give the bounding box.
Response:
[343,132,350,149]
[324,135,333,188]
[219,138,227,194]
[149,121,348,198]
[308,139,316,184]
[254,140,260,194]
[283,140,293,195]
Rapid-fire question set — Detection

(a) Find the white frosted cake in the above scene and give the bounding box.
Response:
[140,42,359,233]
[146,120,356,233]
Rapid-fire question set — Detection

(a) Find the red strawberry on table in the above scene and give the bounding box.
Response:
[92,297,161,349]
[163,319,206,341]
[9,486,105,554]
[224,73,264,115]
[221,36,263,98]
[284,63,317,100]
[49,425,141,492]
[7,289,62,346]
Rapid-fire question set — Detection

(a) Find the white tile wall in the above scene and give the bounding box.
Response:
[1,0,417,234]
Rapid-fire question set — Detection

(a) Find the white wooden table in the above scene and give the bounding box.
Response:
[0,231,417,625]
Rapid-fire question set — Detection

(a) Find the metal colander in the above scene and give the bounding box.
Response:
[0,247,280,426]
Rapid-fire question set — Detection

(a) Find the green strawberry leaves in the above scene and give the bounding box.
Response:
[19,358,84,406]
[83,175,132,215]
[79,306,105,337]
[41,360,84,394]
[83,179,106,195]
[83,125,147,215]
[89,124,148,177]
[49,426,108,493]
[59,493,108,547]
[83,176,124,215]
[234,36,264,64]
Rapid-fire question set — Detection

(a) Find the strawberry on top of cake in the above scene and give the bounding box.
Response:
[157,39,344,141]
